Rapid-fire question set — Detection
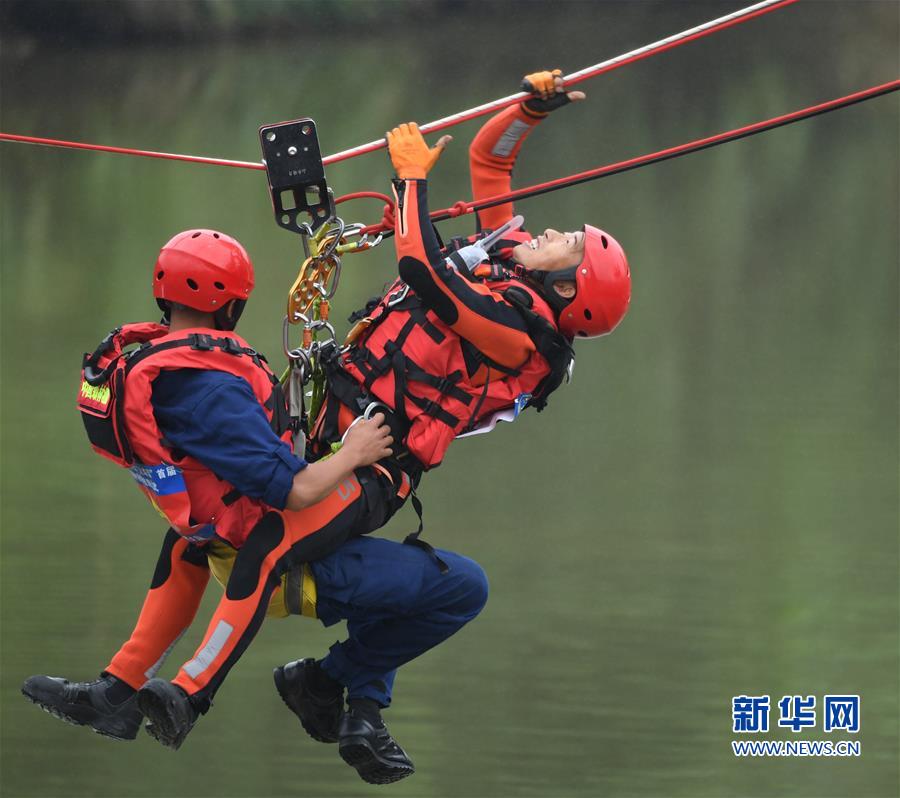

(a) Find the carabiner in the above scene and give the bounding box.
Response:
[363,401,391,420]
[386,283,410,307]
[312,257,341,300]
[307,318,337,340]
[283,313,312,357]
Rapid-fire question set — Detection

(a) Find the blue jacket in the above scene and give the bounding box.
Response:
[151,369,306,511]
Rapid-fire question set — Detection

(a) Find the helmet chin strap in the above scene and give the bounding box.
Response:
[213,299,245,332]
[156,298,172,325]
[516,265,577,318]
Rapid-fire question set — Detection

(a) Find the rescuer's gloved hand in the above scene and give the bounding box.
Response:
[452,244,489,272]
[386,122,451,180]
[521,69,586,114]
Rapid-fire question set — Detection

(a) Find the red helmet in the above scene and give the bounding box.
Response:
[153,229,254,313]
[558,225,631,338]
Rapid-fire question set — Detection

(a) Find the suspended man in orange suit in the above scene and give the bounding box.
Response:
[23,70,630,786]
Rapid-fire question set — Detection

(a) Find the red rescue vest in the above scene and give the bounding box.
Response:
[341,275,572,469]
[77,323,292,547]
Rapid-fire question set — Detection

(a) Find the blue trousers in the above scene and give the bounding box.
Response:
[310,536,489,706]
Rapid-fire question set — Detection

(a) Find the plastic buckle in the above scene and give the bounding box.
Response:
[221,337,243,356]
[190,333,214,351]
[434,376,457,394]
[317,339,338,365]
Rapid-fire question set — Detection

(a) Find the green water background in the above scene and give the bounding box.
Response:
[1,2,898,796]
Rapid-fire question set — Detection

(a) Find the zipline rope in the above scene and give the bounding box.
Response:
[351,80,900,236]
[325,0,798,165]
[0,0,797,171]
[0,132,263,171]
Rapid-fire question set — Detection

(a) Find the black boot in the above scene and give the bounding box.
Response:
[21,672,142,741]
[273,658,345,744]
[338,699,415,785]
[137,679,199,751]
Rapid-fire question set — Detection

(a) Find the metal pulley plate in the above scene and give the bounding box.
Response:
[259,117,331,233]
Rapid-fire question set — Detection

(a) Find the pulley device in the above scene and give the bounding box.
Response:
[259,118,383,457]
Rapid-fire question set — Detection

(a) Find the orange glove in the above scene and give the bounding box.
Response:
[386,122,451,180]
[521,69,563,99]
[520,68,585,114]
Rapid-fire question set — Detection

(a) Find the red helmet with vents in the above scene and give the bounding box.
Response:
[153,229,254,313]
[557,225,631,338]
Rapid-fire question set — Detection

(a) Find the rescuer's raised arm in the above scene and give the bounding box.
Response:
[469,69,585,231]
[387,123,536,369]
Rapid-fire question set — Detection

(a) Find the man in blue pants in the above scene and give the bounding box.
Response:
[281,536,487,775]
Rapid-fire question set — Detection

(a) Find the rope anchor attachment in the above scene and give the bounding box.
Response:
[261,116,384,456]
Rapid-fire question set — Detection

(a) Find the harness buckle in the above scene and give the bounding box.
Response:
[434,376,457,395]
[189,333,214,351]
[420,398,440,417]
[221,337,243,356]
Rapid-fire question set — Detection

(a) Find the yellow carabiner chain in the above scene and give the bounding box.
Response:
[286,254,338,322]
[281,216,384,435]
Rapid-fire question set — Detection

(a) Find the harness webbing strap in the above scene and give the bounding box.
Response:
[402,489,449,574]
[111,332,288,494]
[348,303,472,429]
[462,366,492,433]
[123,335,269,378]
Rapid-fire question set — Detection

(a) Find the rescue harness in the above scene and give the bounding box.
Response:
[336,274,573,461]
[78,323,291,547]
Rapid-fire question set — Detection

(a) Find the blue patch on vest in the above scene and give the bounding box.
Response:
[130,463,187,496]
[513,393,532,416]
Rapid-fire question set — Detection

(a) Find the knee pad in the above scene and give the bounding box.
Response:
[149,529,182,589]
[226,513,285,601]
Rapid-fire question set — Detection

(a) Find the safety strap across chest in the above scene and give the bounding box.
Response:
[347,293,476,429]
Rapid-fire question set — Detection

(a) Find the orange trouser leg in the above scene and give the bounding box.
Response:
[172,476,368,709]
[105,529,210,690]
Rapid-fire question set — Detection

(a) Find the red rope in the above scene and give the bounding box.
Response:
[333,191,397,231]
[0,1,797,171]
[0,132,264,170]
[333,191,393,206]
[356,80,900,236]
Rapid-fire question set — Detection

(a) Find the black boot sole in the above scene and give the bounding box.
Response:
[136,682,193,751]
[339,736,415,785]
[273,665,340,744]
[21,685,140,741]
